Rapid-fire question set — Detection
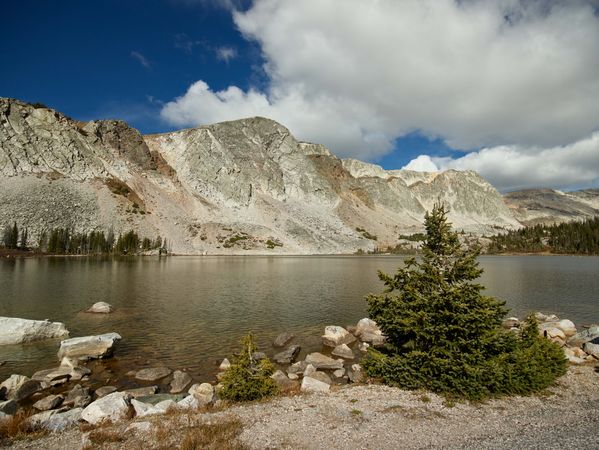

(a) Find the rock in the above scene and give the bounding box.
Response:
[57,332,121,361]
[273,332,295,347]
[252,352,267,361]
[64,385,92,408]
[33,394,64,411]
[288,361,308,374]
[568,325,599,347]
[541,320,577,337]
[583,337,599,359]
[0,400,17,415]
[535,312,559,322]
[348,364,364,383]
[0,317,69,345]
[305,352,344,370]
[81,392,132,425]
[170,370,192,394]
[131,399,167,418]
[219,358,231,371]
[301,376,330,393]
[331,344,354,359]
[125,421,153,434]
[135,367,172,382]
[333,368,346,378]
[95,386,118,398]
[32,365,90,386]
[273,345,301,364]
[271,370,298,392]
[189,383,215,407]
[85,302,114,313]
[178,395,199,409]
[27,407,82,432]
[287,373,299,380]
[322,326,356,347]
[502,317,520,329]
[0,374,44,401]
[541,326,566,342]
[136,393,186,405]
[123,386,159,398]
[308,371,332,385]
[304,364,317,377]
[358,342,370,352]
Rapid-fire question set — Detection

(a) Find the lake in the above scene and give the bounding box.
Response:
[1,255,598,382]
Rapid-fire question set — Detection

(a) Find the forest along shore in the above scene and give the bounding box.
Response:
[1,309,598,448]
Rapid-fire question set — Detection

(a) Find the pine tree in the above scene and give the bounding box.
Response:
[364,203,566,399]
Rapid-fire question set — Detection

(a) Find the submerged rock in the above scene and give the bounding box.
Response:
[273,332,295,347]
[0,317,69,345]
[135,367,172,382]
[85,302,115,314]
[273,345,301,364]
[123,386,159,398]
[58,332,121,361]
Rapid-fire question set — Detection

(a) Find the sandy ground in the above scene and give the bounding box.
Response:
[5,364,599,450]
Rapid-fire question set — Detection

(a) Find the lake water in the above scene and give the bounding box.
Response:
[1,255,598,383]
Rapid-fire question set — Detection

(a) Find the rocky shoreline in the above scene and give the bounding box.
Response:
[1,306,598,448]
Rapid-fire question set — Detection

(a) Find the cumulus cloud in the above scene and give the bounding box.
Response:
[161,0,599,184]
[215,46,238,63]
[403,132,599,191]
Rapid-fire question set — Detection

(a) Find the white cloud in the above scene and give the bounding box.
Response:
[403,132,599,191]
[161,0,599,185]
[215,46,238,63]
[130,51,151,69]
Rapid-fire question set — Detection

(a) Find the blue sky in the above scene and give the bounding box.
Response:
[3,1,599,191]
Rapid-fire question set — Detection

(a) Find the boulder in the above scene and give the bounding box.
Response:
[331,344,354,359]
[32,365,90,386]
[303,364,317,377]
[308,371,332,385]
[541,320,577,337]
[541,327,566,342]
[219,358,231,371]
[85,302,114,314]
[57,333,121,361]
[0,374,44,401]
[333,368,346,378]
[287,361,308,375]
[322,326,356,347]
[273,345,301,364]
[273,332,295,347]
[131,399,173,417]
[64,385,92,408]
[270,370,299,392]
[188,383,215,407]
[287,373,299,380]
[95,386,118,398]
[81,392,132,425]
[0,317,69,345]
[583,337,599,359]
[136,393,186,405]
[123,386,159,398]
[305,353,343,370]
[502,317,520,329]
[27,407,83,432]
[568,325,599,347]
[33,394,64,411]
[170,370,192,394]
[358,342,370,352]
[348,364,364,383]
[535,312,559,322]
[135,367,172,382]
[301,376,330,393]
[0,400,17,415]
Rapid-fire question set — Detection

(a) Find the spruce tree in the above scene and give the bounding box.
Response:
[364,203,566,399]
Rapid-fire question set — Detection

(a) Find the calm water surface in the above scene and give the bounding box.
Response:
[1,255,598,381]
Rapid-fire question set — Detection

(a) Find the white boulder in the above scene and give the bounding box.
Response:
[58,333,121,361]
[301,376,330,393]
[322,326,356,347]
[81,392,132,425]
[85,302,114,314]
[0,317,68,345]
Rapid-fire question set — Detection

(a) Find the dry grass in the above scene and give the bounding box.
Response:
[86,428,126,445]
[179,418,245,450]
[0,410,47,444]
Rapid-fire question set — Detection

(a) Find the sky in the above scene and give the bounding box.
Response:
[2,0,599,192]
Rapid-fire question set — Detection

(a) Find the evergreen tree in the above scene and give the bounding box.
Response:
[364,203,566,399]
[19,227,28,249]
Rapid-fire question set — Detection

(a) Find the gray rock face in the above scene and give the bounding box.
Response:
[0,317,69,345]
[27,407,83,432]
[273,345,301,364]
[57,333,121,361]
[0,98,527,256]
[81,392,132,425]
[305,353,344,370]
[135,367,172,382]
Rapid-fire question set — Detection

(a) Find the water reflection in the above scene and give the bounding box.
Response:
[1,255,598,379]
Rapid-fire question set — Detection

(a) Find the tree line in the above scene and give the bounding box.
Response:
[1,222,167,255]
[487,216,599,255]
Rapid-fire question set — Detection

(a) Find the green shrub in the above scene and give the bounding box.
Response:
[219,333,278,402]
[363,203,567,400]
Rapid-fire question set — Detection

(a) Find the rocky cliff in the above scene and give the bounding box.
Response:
[0,98,521,254]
